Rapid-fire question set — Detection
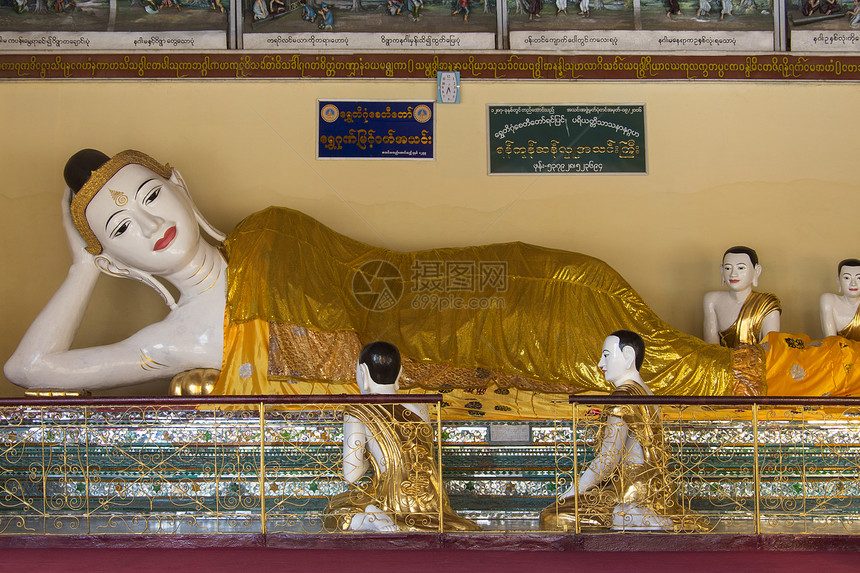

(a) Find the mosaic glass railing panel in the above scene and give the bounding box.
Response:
[0,400,857,535]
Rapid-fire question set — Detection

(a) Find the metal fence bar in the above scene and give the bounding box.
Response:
[572,403,580,535]
[569,396,860,407]
[752,403,761,535]
[259,402,267,535]
[436,403,443,534]
[0,395,443,407]
[84,406,90,535]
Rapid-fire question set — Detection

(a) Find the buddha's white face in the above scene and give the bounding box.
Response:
[598,335,629,386]
[85,164,199,274]
[721,253,759,292]
[840,266,860,298]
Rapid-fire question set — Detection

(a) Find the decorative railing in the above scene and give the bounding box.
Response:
[0,395,857,536]
[564,396,860,535]
[0,396,444,535]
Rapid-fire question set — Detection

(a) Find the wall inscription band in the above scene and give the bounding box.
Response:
[1,53,860,81]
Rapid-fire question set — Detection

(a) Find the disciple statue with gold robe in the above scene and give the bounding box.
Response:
[6,148,860,414]
[324,341,480,532]
[540,331,703,532]
[820,259,860,340]
[703,246,781,348]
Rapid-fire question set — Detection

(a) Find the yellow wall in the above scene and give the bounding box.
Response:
[1,79,858,396]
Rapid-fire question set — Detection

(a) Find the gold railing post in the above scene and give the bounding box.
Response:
[40,407,47,534]
[436,402,443,534]
[752,403,761,535]
[801,406,808,534]
[214,407,220,532]
[259,402,267,535]
[572,402,580,535]
[84,405,90,535]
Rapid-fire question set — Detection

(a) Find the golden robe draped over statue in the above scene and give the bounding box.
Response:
[719,291,782,348]
[323,403,480,532]
[838,306,860,341]
[539,382,705,531]
[212,208,751,418]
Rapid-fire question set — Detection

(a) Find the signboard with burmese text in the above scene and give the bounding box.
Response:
[317,100,434,160]
[488,104,646,175]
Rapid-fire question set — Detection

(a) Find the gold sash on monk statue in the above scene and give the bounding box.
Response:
[719,291,781,348]
[838,306,860,341]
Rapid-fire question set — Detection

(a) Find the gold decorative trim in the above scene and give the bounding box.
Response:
[139,349,168,371]
[731,344,767,396]
[70,150,171,255]
[23,389,91,397]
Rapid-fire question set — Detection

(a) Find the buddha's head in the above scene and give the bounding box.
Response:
[356,340,401,394]
[65,149,223,278]
[838,258,860,297]
[598,329,644,385]
[721,245,761,292]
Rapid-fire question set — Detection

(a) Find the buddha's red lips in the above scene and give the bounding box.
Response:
[154,226,176,251]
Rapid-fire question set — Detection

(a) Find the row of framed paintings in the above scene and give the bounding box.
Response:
[0,0,857,52]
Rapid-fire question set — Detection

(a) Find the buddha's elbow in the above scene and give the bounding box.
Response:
[4,356,39,389]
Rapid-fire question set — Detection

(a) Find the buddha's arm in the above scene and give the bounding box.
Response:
[6,310,219,391]
[4,257,101,389]
[702,292,721,345]
[819,294,838,337]
[5,191,104,389]
[343,416,370,484]
[760,309,781,340]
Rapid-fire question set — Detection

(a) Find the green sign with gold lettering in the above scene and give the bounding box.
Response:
[488,104,646,174]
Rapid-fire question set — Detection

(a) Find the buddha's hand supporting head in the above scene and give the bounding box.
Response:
[61,186,97,269]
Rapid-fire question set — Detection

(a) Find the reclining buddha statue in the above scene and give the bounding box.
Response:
[4,149,858,418]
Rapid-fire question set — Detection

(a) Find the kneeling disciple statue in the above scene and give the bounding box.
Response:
[540,331,705,532]
[820,259,860,340]
[324,341,480,532]
[703,246,781,348]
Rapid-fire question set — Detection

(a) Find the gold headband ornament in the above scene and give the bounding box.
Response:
[70,150,172,255]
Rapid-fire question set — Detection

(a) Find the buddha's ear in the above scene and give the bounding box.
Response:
[93,253,124,278]
[93,254,177,310]
[753,264,763,288]
[169,168,226,242]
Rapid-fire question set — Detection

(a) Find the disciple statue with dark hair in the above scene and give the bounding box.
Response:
[703,246,781,348]
[540,330,704,531]
[324,341,480,532]
[820,259,860,340]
